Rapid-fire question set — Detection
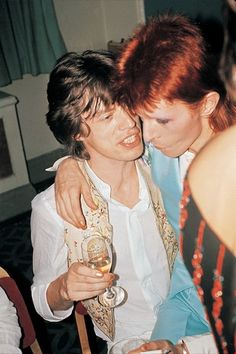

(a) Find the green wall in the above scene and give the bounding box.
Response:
[144,0,223,22]
[144,0,225,55]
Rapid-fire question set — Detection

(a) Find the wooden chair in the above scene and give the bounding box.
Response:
[0,267,43,354]
[75,302,91,354]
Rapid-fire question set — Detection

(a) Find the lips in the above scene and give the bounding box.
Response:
[120,133,141,147]
[123,134,137,144]
[150,140,166,150]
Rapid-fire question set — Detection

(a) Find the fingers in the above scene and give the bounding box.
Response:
[64,264,114,301]
[139,340,175,354]
[141,342,161,350]
[69,278,110,292]
[54,157,97,228]
[75,264,115,285]
[69,264,112,285]
[62,190,87,229]
[128,346,143,354]
[127,344,159,354]
[64,282,109,302]
[76,263,102,276]
[56,193,77,227]
[55,180,86,228]
[82,184,97,210]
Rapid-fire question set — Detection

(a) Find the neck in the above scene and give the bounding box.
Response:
[88,158,140,208]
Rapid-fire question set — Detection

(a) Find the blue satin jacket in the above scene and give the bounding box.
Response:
[149,146,210,344]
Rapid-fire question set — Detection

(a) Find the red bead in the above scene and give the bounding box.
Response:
[215,318,223,335]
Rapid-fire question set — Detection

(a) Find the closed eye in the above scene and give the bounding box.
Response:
[95,112,113,121]
[156,119,170,125]
[102,114,113,120]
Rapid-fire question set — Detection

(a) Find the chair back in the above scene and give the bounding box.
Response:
[75,302,91,354]
[0,267,43,354]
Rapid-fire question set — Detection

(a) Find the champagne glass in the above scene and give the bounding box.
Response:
[81,235,125,308]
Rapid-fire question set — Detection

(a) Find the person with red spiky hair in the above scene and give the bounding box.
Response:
[51,14,236,353]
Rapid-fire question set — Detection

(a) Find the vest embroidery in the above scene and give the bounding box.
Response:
[64,160,178,340]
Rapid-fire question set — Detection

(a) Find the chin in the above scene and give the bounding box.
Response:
[126,148,144,160]
[131,151,144,160]
[165,153,180,158]
[158,148,179,158]
[159,145,189,158]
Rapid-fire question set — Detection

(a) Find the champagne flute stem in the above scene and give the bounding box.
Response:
[105,287,115,299]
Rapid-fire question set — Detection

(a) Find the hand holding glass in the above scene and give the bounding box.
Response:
[109,335,168,354]
[81,236,125,308]
[110,337,146,354]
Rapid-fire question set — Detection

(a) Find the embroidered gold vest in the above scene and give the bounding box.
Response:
[64,160,178,340]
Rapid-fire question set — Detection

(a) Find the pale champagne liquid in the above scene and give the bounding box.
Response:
[88,256,111,273]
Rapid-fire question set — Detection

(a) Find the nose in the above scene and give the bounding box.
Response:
[119,112,137,130]
[142,119,155,142]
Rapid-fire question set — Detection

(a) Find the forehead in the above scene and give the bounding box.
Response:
[137,99,192,119]
[94,103,114,118]
[76,84,114,120]
[87,103,127,121]
[82,99,114,121]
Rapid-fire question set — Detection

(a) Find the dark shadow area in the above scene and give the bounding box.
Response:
[196,15,224,64]
[0,177,107,354]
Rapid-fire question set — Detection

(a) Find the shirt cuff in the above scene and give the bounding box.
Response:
[31,283,73,322]
[179,332,218,354]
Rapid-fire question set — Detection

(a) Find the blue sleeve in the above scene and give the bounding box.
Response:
[151,287,210,344]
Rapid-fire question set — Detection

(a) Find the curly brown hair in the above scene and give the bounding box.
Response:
[46,50,117,159]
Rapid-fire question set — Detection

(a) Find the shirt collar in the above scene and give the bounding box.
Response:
[84,161,150,209]
[84,161,111,200]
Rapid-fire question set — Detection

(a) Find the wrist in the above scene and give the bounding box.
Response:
[175,340,189,354]
[59,274,71,302]
[47,275,72,313]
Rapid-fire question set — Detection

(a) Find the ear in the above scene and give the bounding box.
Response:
[74,133,85,142]
[201,92,220,116]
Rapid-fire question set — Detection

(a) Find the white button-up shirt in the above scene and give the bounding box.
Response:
[31,162,170,345]
[0,287,22,354]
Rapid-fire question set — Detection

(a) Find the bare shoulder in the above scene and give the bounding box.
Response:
[188,125,236,256]
[189,125,236,180]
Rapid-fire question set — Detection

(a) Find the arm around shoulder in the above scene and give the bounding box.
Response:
[53,157,97,228]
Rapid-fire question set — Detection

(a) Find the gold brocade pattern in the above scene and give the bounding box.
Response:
[64,160,178,340]
[137,160,178,274]
[64,164,114,340]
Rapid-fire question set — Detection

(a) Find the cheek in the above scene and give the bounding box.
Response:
[181,116,200,134]
[189,117,202,135]
[179,121,201,146]
[170,121,196,145]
